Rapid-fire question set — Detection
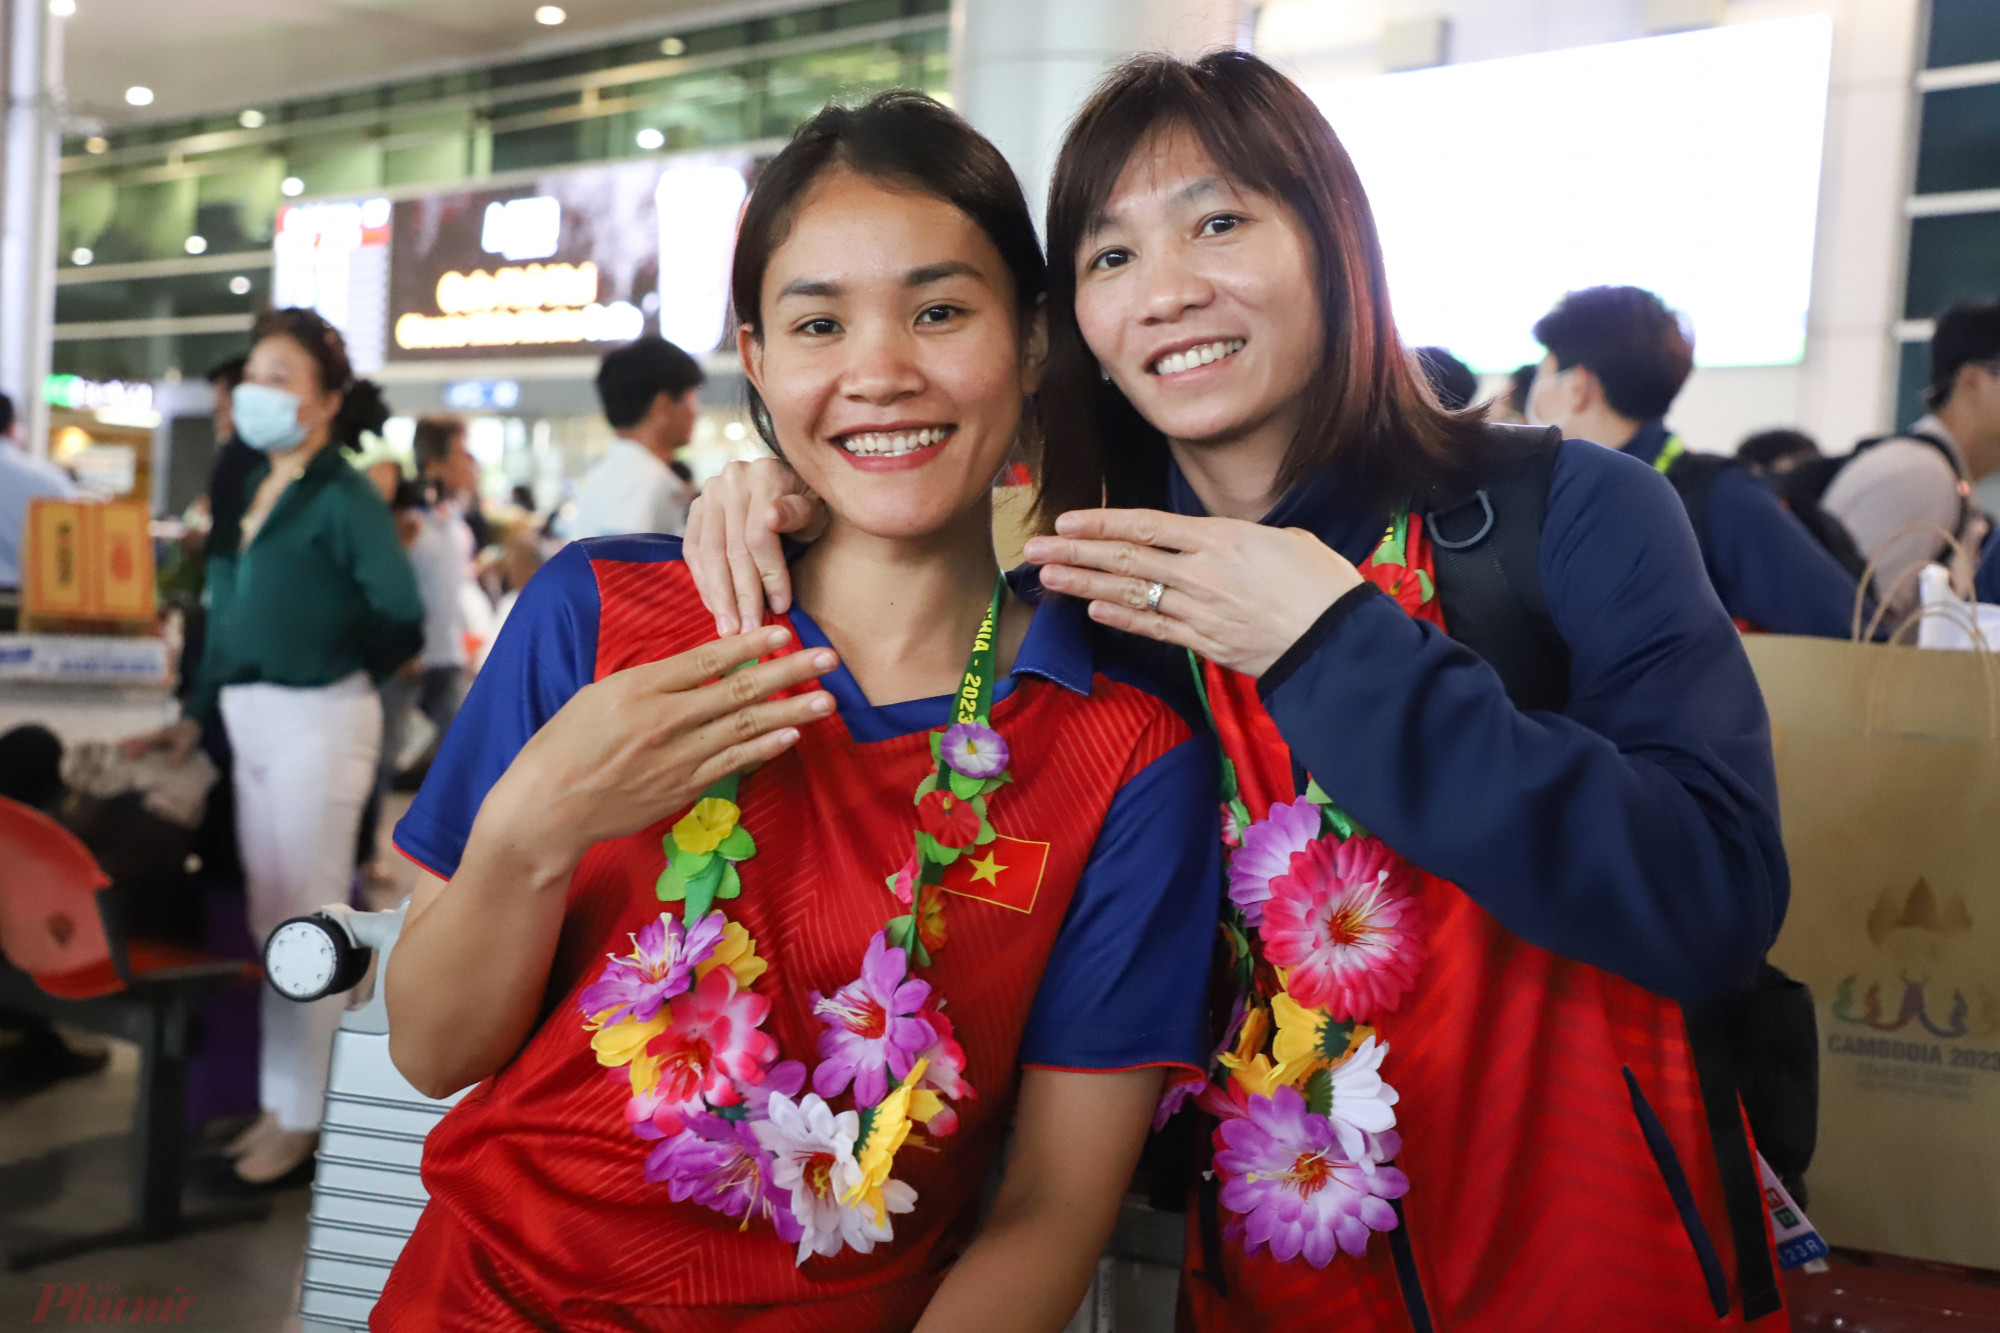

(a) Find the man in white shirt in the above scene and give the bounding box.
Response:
[1824,301,2000,617]
[0,390,78,614]
[570,337,703,539]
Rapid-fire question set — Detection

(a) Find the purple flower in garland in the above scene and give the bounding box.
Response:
[811,932,936,1108]
[1227,799,1323,929]
[939,722,1009,779]
[646,1111,805,1244]
[1215,1085,1408,1268]
[578,911,726,1026]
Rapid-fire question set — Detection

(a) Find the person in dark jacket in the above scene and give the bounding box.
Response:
[1529,285,1859,636]
[125,309,422,1189]
[680,52,1793,1333]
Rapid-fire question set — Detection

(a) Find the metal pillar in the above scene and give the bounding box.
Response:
[953,0,1243,229]
[0,0,62,458]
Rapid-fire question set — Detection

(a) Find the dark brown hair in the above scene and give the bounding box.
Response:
[250,307,389,451]
[1037,51,1484,524]
[1532,285,1692,421]
[729,91,1046,454]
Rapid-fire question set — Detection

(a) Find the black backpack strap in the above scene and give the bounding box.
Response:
[1683,1002,1786,1322]
[1659,452,1733,554]
[1423,424,1571,713]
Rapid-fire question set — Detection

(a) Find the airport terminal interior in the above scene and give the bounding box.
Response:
[4,0,2000,1329]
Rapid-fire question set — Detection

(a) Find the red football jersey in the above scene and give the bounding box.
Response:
[378,539,1220,1331]
[1180,516,1790,1333]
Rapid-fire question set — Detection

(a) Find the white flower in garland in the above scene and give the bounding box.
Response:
[753,1091,908,1264]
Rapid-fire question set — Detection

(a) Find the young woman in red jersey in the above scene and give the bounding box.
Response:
[372,93,1221,1331]
[686,52,1795,1333]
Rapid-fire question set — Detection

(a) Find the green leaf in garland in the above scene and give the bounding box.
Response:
[681,859,726,923]
[947,767,983,800]
[1317,1019,1357,1061]
[716,825,756,862]
[673,847,715,876]
[928,730,944,766]
[887,914,931,965]
[1304,777,1332,805]
[1416,568,1436,604]
[716,863,742,901]
[918,857,944,887]
[713,1103,749,1122]
[1228,797,1252,833]
[977,772,1012,796]
[975,816,996,846]
[655,861,688,903]
[914,772,940,801]
[1303,1068,1335,1118]
[1322,805,1356,841]
[1219,756,1242,801]
[915,832,962,866]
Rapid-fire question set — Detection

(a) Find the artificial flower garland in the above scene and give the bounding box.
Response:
[577,579,1011,1265]
[1157,512,1432,1270]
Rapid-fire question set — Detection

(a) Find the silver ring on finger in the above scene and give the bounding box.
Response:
[1145,580,1167,614]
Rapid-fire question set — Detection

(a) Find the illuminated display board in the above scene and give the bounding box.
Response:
[1306,16,1832,371]
[385,155,751,363]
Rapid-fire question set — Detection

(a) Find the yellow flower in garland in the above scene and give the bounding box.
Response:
[1271,990,1375,1072]
[694,920,768,988]
[848,1058,929,1227]
[591,1012,666,1073]
[673,797,741,855]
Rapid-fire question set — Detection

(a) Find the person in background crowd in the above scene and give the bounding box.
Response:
[366,459,402,505]
[1482,362,1537,425]
[357,463,470,879]
[205,356,259,552]
[0,725,111,1096]
[476,533,545,670]
[1821,299,2000,616]
[1735,428,1870,583]
[0,389,78,630]
[1532,284,1859,636]
[571,336,703,539]
[122,308,423,1190]
[415,414,482,569]
[1979,528,2000,605]
[687,52,1795,1333]
[1414,345,1477,411]
[1737,427,1821,479]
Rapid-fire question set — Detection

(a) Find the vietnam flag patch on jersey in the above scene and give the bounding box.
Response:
[940,835,1050,914]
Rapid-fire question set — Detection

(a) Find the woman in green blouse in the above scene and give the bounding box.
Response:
[129,308,423,1188]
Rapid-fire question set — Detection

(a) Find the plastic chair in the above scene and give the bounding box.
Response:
[265,903,464,1333]
[0,795,268,1268]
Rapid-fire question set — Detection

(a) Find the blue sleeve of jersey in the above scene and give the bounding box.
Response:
[1701,464,1859,638]
[1018,733,1222,1073]
[392,541,602,879]
[1258,442,1785,1002]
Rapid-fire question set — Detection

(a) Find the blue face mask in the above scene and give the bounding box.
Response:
[233,382,309,453]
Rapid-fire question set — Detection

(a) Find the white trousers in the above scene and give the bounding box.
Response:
[220,673,382,1131]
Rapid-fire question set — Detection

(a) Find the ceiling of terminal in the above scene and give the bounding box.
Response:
[63,0,733,128]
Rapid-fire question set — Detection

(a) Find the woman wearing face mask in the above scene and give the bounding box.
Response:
[686,53,1791,1333]
[370,93,1218,1331]
[124,308,423,1189]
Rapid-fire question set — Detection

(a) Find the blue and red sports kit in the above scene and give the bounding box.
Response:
[1160,440,1794,1332]
[373,538,1221,1331]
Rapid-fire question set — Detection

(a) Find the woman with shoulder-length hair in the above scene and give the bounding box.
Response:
[371,91,1219,1331]
[685,50,1793,1333]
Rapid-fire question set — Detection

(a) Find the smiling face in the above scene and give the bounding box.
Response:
[739,168,1042,543]
[1071,128,1322,456]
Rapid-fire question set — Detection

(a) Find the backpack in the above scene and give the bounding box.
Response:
[1424,423,1807,1321]
[1780,431,1971,583]
[1655,443,1873,588]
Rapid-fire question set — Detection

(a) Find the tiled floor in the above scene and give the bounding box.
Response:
[0,795,425,1332]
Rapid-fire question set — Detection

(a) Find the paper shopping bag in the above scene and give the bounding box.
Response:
[1745,634,2000,1268]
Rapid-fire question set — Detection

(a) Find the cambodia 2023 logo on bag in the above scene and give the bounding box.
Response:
[1827,878,2000,1075]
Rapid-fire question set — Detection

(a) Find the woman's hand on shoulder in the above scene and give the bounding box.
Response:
[683,458,827,637]
[470,625,838,881]
[1026,508,1363,677]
